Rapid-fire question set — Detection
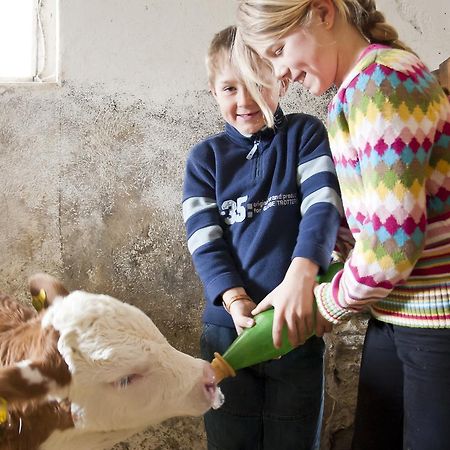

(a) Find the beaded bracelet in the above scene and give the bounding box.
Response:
[222,294,252,313]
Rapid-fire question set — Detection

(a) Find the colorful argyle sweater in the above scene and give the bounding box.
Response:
[314,44,450,328]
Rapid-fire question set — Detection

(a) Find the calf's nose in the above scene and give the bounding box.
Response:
[202,363,224,410]
[202,363,216,389]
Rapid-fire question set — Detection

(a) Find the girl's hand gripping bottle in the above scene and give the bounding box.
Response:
[211,262,344,383]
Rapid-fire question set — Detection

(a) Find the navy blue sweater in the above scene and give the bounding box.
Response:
[183,109,342,328]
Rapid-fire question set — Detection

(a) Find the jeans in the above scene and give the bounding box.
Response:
[200,323,325,450]
[352,319,450,450]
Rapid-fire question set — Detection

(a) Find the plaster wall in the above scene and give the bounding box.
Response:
[0,1,449,449]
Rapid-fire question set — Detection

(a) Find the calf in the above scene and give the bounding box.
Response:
[0,274,223,450]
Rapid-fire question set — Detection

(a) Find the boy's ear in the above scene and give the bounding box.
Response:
[279,77,290,97]
[208,83,217,99]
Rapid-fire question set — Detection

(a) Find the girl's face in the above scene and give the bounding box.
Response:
[260,22,338,96]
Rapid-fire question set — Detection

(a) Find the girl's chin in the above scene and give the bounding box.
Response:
[302,76,330,96]
[305,83,328,97]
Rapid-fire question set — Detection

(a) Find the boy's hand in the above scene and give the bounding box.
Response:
[252,257,318,348]
[229,298,256,335]
[222,288,256,335]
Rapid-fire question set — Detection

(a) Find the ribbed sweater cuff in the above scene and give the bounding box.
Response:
[314,282,352,324]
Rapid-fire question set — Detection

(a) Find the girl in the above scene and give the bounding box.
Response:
[235,1,450,449]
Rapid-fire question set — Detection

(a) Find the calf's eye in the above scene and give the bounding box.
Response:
[112,373,143,389]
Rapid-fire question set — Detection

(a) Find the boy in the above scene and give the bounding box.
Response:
[182,26,342,450]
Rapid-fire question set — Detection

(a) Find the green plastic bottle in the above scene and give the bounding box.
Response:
[211,261,344,382]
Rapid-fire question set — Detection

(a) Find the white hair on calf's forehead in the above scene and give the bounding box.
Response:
[42,291,171,382]
[43,291,164,338]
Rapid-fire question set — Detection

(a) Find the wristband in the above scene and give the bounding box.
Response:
[222,294,252,313]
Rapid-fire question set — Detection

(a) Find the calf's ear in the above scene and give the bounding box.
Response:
[28,273,69,312]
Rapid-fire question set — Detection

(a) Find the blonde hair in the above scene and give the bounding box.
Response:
[206,26,237,87]
[206,25,279,128]
[236,0,415,71]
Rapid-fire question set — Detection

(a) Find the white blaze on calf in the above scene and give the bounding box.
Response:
[0,276,223,450]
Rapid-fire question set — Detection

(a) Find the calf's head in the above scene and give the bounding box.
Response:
[0,275,223,439]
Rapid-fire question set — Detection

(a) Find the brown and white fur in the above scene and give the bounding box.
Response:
[0,274,223,450]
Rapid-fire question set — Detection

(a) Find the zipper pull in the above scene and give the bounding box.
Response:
[246,139,259,160]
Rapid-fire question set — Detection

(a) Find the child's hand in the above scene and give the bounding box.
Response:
[222,288,256,335]
[251,257,318,348]
[229,298,257,335]
[314,307,333,337]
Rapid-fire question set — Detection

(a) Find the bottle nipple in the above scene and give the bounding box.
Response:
[210,352,236,384]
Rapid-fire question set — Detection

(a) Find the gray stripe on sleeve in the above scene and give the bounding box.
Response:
[183,197,217,223]
[297,155,336,185]
[187,225,223,254]
[301,186,343,216]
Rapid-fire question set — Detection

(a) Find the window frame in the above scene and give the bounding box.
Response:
[0,0,59,85]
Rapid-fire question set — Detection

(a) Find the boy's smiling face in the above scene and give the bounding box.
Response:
[211,57,281,136]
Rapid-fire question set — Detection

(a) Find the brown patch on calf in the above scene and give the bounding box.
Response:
[0,295,36,334]
[0,365,49,402]
[0,400,74,450]
[0,291,74,449]
[0,326,71,401]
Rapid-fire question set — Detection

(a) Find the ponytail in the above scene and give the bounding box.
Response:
[337,0,416,54]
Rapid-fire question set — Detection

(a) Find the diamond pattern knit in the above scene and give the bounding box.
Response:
[315,45,450,327]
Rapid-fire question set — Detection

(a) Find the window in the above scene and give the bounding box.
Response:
[0,0,58,83]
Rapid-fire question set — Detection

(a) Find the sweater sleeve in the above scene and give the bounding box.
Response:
[293,116,343,273]
[182,143,244,307]
[315,61,439,323]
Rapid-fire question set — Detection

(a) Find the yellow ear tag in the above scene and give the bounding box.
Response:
[32,288,47,312]
[0,397,8,425]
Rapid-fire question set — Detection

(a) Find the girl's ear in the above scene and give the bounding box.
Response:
[311,0,335,29]
[279,78,290,97]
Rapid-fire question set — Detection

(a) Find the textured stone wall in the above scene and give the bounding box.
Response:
[0,1,449,449]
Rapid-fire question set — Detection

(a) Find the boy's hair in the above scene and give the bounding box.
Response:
[235,0,415,90]
[206,25,278,128]
[206,26,237,87]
